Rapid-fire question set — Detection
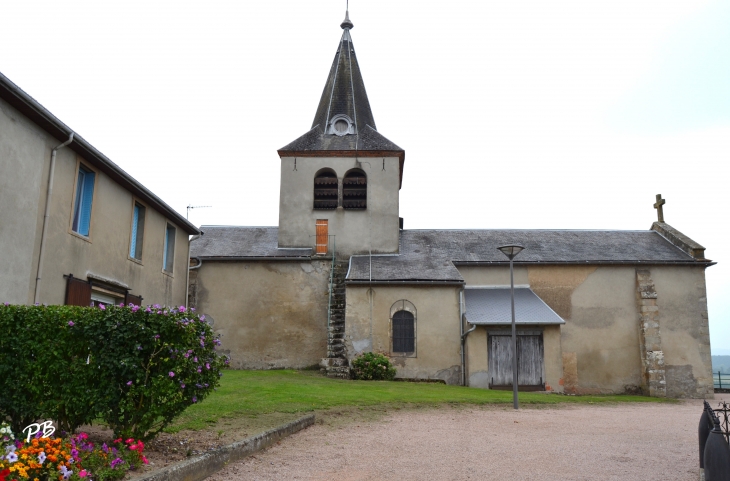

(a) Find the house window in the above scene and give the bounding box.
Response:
[163,224,176,273]
[343,169,366,210]
[71,165,96,236]
[313,169,338,209]
[129,203,146,260]
[390,300,417,356]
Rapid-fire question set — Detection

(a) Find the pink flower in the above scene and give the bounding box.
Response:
[169,371,175,377]
[79,469,88,477]
[127,381,133,386]
[129,444,138,451]
[119,303,124,307]
[142,455,149,464]
[125,438,135,444]
[179,305,186,312]
[206,363,211,370]
[192,396,197,403]
[68,321,75,326]
[99,303,106,310]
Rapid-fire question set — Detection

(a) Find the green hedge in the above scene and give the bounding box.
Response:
[0,303,228,440]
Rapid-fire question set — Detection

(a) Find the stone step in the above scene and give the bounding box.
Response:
[328,338,345,346]
[328,334,345,341]
[320,357,348,368]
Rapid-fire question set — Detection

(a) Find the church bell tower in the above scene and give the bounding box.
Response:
[277,10,405,257]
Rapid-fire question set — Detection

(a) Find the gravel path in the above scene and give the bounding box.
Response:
[207,394,728,481]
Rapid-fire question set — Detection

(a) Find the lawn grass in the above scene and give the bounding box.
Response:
[167,370,673,432]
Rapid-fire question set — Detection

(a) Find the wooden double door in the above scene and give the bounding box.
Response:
[488,332,545,391]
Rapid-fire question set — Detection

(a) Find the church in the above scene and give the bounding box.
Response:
[189,10,715,398]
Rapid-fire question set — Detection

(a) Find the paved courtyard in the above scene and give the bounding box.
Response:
[207,393,728,481]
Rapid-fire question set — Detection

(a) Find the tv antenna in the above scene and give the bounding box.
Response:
[187,205,212,219]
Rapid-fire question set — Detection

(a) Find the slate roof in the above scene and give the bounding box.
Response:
[278,12,404,161]
[191,226,311,259]
[464,288,566,325]
[346,229,704,284]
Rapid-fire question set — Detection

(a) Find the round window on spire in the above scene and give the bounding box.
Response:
[329,114,353,136]
[334,119,348,134]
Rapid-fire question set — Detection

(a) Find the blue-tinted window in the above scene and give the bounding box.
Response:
[130,203,146,260]
[163,224,176,273]
[72,165,95,236]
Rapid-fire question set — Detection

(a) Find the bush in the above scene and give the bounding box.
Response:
[351,352,396,381]
[0,303,228,440]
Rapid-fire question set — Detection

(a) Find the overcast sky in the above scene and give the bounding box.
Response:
[2,1,728,353]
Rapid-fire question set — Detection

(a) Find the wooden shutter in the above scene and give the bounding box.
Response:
[124,293,143,306]
[65,276,91,306]
[315,220,328,254]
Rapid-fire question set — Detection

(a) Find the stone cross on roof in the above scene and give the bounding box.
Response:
[654,194,666,222]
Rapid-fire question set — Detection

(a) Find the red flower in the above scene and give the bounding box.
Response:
[0,468,10,481]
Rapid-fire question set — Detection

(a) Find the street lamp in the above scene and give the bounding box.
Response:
[498,244,524,410]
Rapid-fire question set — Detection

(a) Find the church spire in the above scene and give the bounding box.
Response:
[310,9,375,134]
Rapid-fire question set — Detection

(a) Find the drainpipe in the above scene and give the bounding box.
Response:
[185,233,204,309]
[459,289,476,386]
[34,133,74,305]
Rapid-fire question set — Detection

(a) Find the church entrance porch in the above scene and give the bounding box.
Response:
[488,330,545,391]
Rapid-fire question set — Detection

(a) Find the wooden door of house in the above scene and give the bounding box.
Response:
[315,219,328,255]
[488,333,544,390]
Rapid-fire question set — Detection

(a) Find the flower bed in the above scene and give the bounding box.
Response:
[0,422,146,481]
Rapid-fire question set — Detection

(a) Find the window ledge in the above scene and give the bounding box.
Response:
[128,256,144,266]
[68,230,92,244]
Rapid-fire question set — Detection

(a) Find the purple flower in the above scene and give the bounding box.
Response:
[137,345,143,350]
[110,457,124,468]
[154,334,160,339]
[191,307,196,312]
[206,363,211,370]
[192,396,197,403]
[68,321,75,327]
[127,381,133,386]
[153,304,161,309]
[204,383,209,387]
[194,357,198,363]
[119,303,124,307]
[132,305,140,312]
[145,307,151,313]
[99,303,106,310]
[169,371,175,377]
[38,451,46,464]
[200,315,206,322]
[179,305,186,312]
[102,443,109,453]
[184,352,190,358]
[6,451,18,463]
[200,340,205,347]
[197,367,202,373]
[180,383,186,389]
[214,339,221,346]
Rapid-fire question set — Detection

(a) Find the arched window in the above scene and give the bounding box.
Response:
[343,169,367,210]
[313,169,338,210]
[390,300,417,356]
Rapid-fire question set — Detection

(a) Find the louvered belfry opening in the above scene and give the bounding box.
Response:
[343,169,366,210]
[314,169,338,210]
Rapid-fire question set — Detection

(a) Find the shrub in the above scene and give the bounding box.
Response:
[0,303,228,440]
[351,352,396,381]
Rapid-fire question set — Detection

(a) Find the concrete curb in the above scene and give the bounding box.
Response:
[134,414,315,481]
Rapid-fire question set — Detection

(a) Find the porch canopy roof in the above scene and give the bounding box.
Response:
[464,287,566,325]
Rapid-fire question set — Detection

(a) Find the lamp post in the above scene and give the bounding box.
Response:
[497,244,524,410]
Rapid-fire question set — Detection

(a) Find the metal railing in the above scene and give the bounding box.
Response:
[714,371,729,390]
[699,400,730,480]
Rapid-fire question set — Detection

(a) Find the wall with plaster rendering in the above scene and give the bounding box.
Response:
[190,260,330,369]
[345,285,462,384]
